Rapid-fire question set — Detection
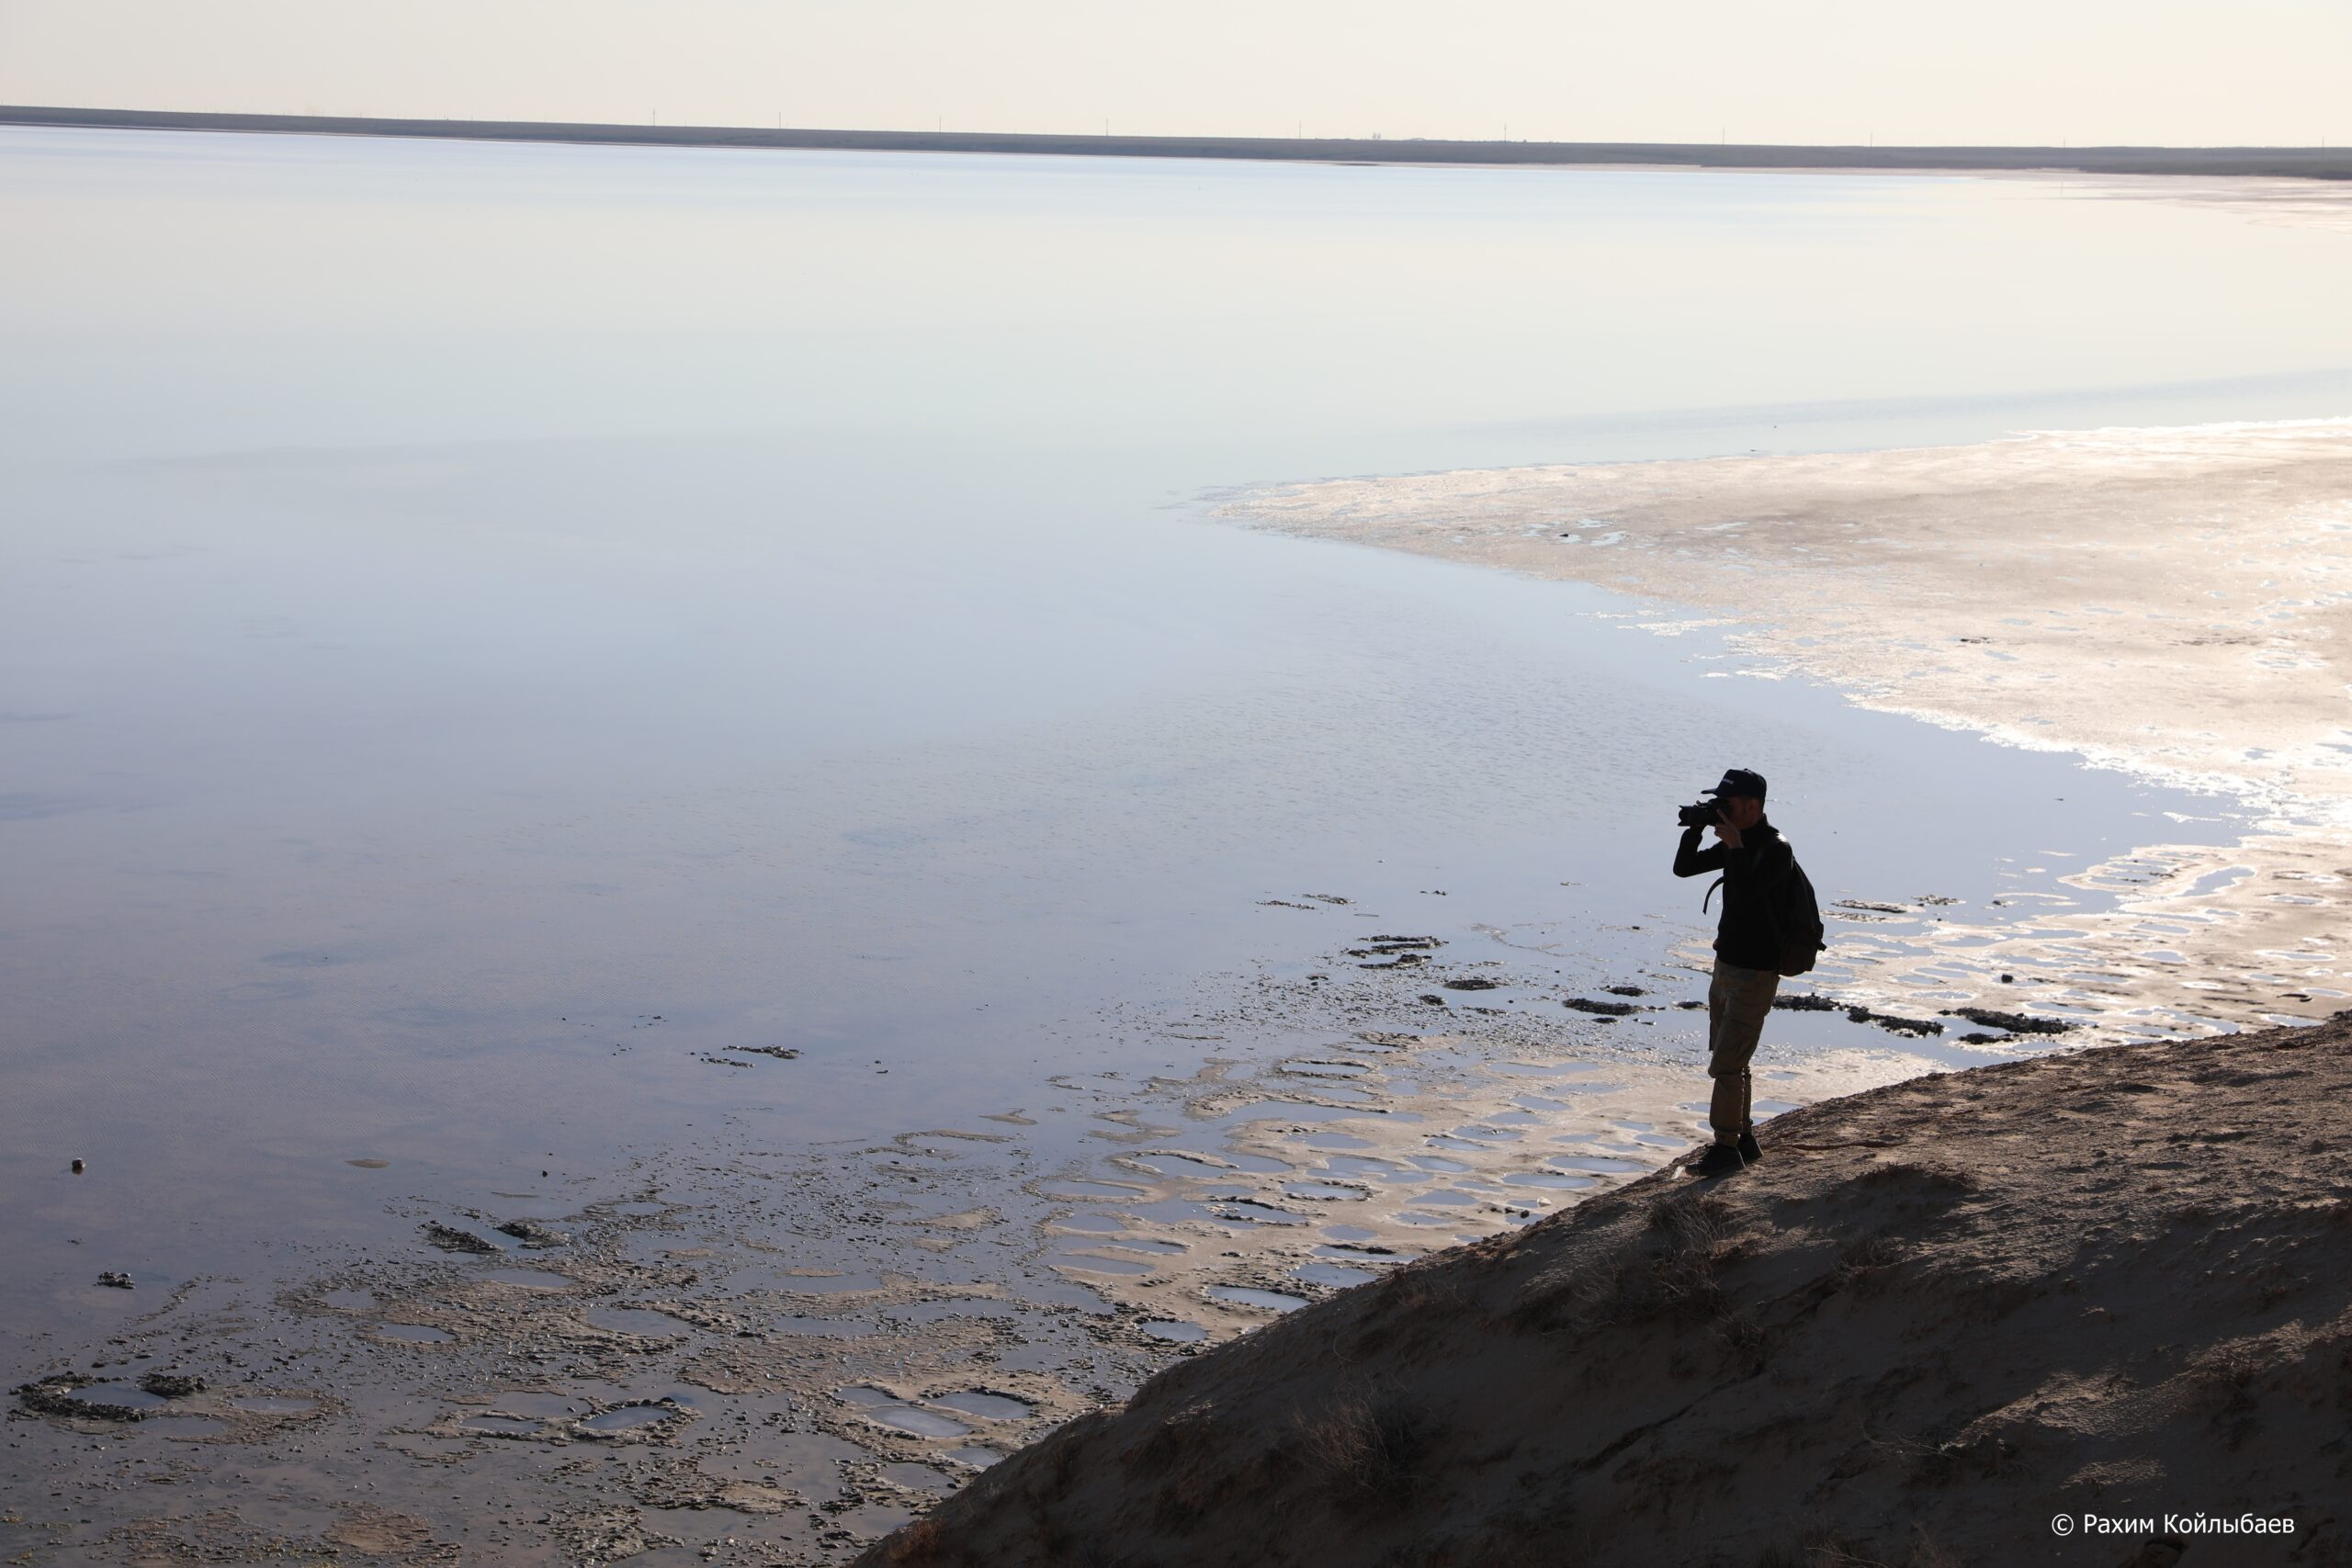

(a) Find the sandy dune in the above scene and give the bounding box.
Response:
[862,1013,2352,1565]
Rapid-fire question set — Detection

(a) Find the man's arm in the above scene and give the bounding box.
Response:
[1673,825,1727,878]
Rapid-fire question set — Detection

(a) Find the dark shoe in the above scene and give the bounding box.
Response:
[1689,1143,1747,1179]
[1738,1131,1762,1165]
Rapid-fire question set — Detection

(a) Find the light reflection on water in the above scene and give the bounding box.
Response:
[0,128,2321,1337]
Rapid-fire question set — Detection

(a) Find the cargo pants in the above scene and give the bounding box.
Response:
[1707,959,1781,1140]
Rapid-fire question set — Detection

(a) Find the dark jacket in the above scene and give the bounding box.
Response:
[1674,818,1793,972]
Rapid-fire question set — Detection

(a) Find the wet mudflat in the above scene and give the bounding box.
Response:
[0,867,2239,1563]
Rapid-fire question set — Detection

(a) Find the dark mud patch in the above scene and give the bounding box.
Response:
[15,1376,164,1422]
[1951,1006,2079,1034]
[419,1221,498,1254]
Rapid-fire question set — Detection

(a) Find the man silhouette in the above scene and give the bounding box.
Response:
[1673,767,1791,1178]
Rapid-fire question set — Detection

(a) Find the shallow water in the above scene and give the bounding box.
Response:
[0,129,2328,1356]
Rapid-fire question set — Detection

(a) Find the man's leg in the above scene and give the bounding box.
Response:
[1707,961,1779,1145]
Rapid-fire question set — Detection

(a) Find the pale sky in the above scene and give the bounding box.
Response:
[2,0,2346,147]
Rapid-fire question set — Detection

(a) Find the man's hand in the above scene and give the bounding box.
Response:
[1712,809,1744,849]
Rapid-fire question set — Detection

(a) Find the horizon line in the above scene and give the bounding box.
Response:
[4,105,2347,180]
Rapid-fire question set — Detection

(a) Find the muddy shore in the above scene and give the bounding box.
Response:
[1225,419,2352,1046]
[861,1011,2352,1566]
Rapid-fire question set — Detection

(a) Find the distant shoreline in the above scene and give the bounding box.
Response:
[6,103,2349,179]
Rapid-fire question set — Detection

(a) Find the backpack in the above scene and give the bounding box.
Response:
[1765,852,1828,977]
[1700,840,1827,977]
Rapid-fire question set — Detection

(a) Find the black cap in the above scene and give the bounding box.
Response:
[1702,767,1767,801]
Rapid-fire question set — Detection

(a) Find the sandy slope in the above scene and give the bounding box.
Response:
[860,1015,2352,1566]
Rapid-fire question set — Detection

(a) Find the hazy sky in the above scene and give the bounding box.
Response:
[2,0,2346,146]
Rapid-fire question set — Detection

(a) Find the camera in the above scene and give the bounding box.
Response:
[1676,800,1724,829]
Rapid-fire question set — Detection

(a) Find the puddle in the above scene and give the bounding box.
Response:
[944,1447,1003,1469]
[1295,1262,1377,1289]
[374,1325,454,1344]
[927,1391,1032,1422]
[462,1414,542,1436]
[834,1387,897,1409]
[1204,1286,1308,1314]
[866,1406,972,1439]
[1548,1154,1647,1173]
[1049,1253,1155,1277]
[580,1404,677,1433]
[878,1462,957,1492]
[1411,1155,1475,1172]
[774,1272,885,1295]
[1130,1153,1238,1179]
[1503,1172,1596,1190]
[1049,1213,1126,1233]
[1283,1182,1368,1201]
[1137,1320,1209,1343]
[229,1396,320,1416]
[320,1289,374,1310]
[1277,1059,1371,1077]
[886,1300,1020,1325]
[1037,1181,1148,1200]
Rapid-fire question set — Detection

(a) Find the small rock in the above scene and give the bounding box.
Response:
[1564,997,1635,1016]
[96,1271,135,1290]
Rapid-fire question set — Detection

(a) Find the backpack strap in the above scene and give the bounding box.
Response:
[1701,874,1724,913]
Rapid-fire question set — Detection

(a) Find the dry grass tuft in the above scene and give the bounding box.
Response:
[1828,1234,1906,1298]
[1298,1387,1443,1515]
